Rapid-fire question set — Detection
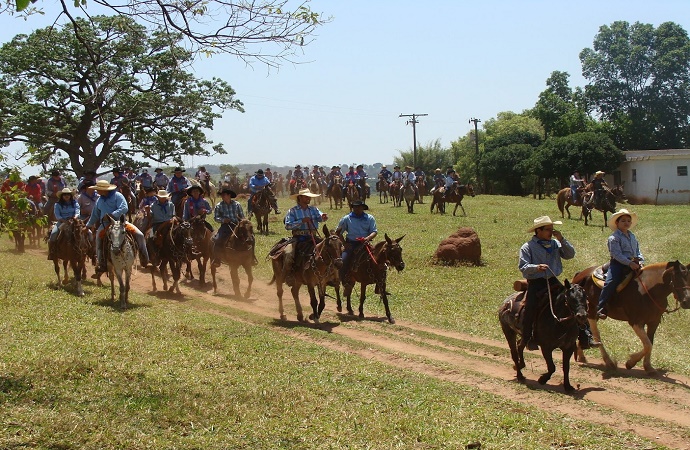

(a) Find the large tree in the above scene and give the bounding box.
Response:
[580,21,690,149]
[7,0,326,67]
[0,16,244,176]
[395,139,455,177]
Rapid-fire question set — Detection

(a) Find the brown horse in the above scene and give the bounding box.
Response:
[119,179,137,223]
[50,218,92,297]
[572,261,690,374]
[269,224,343,323]
[290,177,307,196]
[149,217,193,295]
[388,180,402,207]
[556,186,588,219]
[416,176,426,204]
[329,175,344,210]
[345,181,360,209]
[498,280,589,392]
[309,175,322,205]
[173,193,188,219]
[402,182,416,213]
[376,176,389,204]
[211,218,255,297]
[341,234,405,324]
[184,214,213,286]
[251,186,274,235]
[581,186,616,227]
[430,183,475,216]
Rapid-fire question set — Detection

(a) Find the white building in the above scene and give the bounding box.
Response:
[612,149,690,205]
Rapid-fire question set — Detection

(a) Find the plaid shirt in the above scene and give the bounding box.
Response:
[284,205,324,231]
[214,200,244,225]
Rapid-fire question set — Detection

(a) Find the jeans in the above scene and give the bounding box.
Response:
[598,260,631,311]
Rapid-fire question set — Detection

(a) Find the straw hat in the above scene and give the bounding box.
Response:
[608,208,638,231]
[595,171,605,177]
[156,190,170,199]
[290,188,320,200]
[91,180,117,191]
[59,187,74,196]
[526,216,562,233]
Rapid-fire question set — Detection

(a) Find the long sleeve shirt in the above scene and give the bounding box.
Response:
[135,173,153,188]
[284,205,324,231]
[46,177,67,198]
[337,212,377,241]
[54,200,80,222]
[154,173,169,188]
[249,175,271,193]
[77,192,99,220]
[183,196,211,220]
[167,175,190,194]
[86,191,128,228]
[150,201,175,226]
[607,229,644,266]
[213,200,244,225]
[519,236,575,280]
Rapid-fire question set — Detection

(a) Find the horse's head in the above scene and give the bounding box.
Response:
[189,215,209,239]
[664,261,690,309]
[560,279,588,325]
[466,183,476,197]
[317,224,343,269]
[611,184,626,202]
[384,233,405,272]
[106,215,128,255]
[234,219,255,250]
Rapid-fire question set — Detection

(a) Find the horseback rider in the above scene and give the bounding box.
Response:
[77,181,99,222]
[265,167,273,182]
[431,168,444,192]
[335,200,377,288]
[211,187,245,267]
[146,190,176,265]
[590,170,608,208]
[391,165,403,183]
[167,167,190,207]
[109,167,129,193]
[519,216,600,350]
[44,170,67,218]
[135,168,154,190]
[183,185,213,232]
[378,165,392,183]
[77,170,98,192]
[343,166,362,198]
[282,188,327,286]
[86,180,150,273]
[248,169,280,217]
[356,164,369,198]
[138,187,157,210]
[154,168,169,190]
[326,165,343,196]
[47,187,80,261]
[597,209,644,320]
[402,166,419,200]
[24,175,43,208]
[569,170,585,203]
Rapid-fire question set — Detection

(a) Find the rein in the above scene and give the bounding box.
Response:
[545,268,574,323]
[637,269,684,314]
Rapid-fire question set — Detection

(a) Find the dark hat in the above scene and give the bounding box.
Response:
[50,170,61,176]
[255,169,264,175]
[28,175,39,181]
[173,167,185,173]
[295,165,301,169]
[154,168,163,172]
[220,187,237,198]
[394,165,400,169]
[80,180,96,190]
[186,185,204,195]
[356,164,363,168]
[84,169,97,176]
[112,167,122,172]
[350,200,369,210]
[331,166,338,170]
[144,186,156,193]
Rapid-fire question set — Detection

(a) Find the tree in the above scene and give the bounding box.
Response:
[7,0,327,68]
[449,131,484,183]
[394,139,455,176]
[0,16,245,177]
[580,21,690,149]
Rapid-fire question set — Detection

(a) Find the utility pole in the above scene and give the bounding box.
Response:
[469,117,481,192]
[399,113,428,168]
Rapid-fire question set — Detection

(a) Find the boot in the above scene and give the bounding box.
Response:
[95,251,107,273]
[580,326,601,349]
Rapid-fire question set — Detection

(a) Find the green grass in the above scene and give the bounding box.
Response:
[2,193,688,449]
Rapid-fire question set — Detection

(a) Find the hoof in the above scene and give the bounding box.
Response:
[388,317,396,324]
[625,360,636,370]
[538,374,550,385]
[280,314,287,321]
[564,383,575,393]
[336,305,342,312]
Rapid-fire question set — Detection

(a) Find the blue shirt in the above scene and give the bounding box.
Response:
[183,196,212,220]
[167,175,190,194]
[608,229,644,266]
[519,236,576,280]
[337,212,377,241]
[284,205,324,231]
[154,173,169,187]
[249,175,271,193]
[139,195,157,209]
[77,191,99,220]
[150,200,175,226]
[135,173,153,188]
[214,200,244,225]
[54,200,80,221]
[87,191,128,228]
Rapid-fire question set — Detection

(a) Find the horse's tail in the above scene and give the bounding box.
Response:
[268,273,276,285]
[556,190,565,217]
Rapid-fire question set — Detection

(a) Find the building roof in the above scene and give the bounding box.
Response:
[624,149,690,161]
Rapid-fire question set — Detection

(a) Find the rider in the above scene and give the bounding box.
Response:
[77,181,99,222]
[391,165,403,183]
[335,200,377,288]
[195,166,211,193]
[343,166,361,198]
[402,166,418,200]
[591,170,608,208]
[48,187,80,261]
[109,167,129,193]
[431,168,445,192]
[443,169,458,198]
[135,168,154,190]
[167,167,190,208]
[519,215,600,350]
[569,170,585,203]
[282,188,327,286]
[248,169,279,217]
[154,168,169,190]
[378,165,392,183]
[147,190,176,265]
[77,170,98,192]
[44,170,67,217]
[138,187,157,210]
[211,187,245,267]
[414,166,426,186]
[264,167,273,182]
[86,180,150,273]
[326,165,343,196]
[355,165,369,198]
[24,175,44,207]
[183,185,213,232]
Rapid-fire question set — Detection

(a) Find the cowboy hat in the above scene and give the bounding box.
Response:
[595,170,605,176]
[156,190,171,199]
[381,165,387,169]
[295,165,301,169]
[28,175,39,181]
[154,168,163,172]
[255,169,264,175]
[290,188,320,200]
[350,200,369,210]
[219,187,237,198]
[526,216,562,233]
[435,168,441,172]
[90,180,117,191]
[59,187,74,196]
[172,167,185,173]
[608,208,638,231]
[141,168,148,173]
[186,185,204,195]
[50,170,61,176]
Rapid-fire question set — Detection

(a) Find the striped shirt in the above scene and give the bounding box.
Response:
[284,205,324,231]
[214,200,244,225]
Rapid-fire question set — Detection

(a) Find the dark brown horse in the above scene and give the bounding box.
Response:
[556,186,587,219]
[119,179,137,223]
[251,186,274,235]
[416,176,426,204]
[376,175,389,204]
[388,180,402,207]
[345,181,360,209]
[149,217,193,295]
[430,183,475,216]
[498,280,589,392]
[329,175,344,210]
[581,187,617,227]
[269,224,344,323]
[340,234,405,324]
[402,182,416,213]
[184,214,213,286]
[572,261,690,374]
[211,218,255,298]
[50,218,92,297]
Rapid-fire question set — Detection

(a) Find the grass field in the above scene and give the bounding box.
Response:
[1,193,688,449]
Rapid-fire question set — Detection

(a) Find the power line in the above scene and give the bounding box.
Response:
[399,113,428,168]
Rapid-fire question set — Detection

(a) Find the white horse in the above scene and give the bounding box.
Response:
[104,214,136,309]
[190,178,217,206]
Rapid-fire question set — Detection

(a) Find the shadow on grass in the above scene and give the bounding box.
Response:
[0,374,33,394]
[271,318,341,333]
[90,297,150,311]
[579,361,687,389]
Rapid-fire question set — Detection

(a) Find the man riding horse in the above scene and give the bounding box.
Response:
[211,187,246,267]
[248,169,280,217]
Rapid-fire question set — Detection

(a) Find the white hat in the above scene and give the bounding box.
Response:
[289,188,320,200]
[90,180,117,191]
[526,216,562,233]
[156,190,171,199]
[59,187,74,196]
[595,171,605,177]
[608,208,638,231]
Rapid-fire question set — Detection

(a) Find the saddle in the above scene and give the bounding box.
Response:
[591,263,635,291]
[268,237,292,259]
[509,282,563,322]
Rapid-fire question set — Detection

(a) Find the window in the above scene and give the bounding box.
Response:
[632,169,637,182]
[678,166,688,176]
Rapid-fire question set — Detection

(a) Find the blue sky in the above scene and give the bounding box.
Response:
[2,0,690,171]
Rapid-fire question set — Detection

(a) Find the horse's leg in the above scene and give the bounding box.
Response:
[230,265,241,297]
[334,283,342,312]
[273,262,288,321]
[626,323,655,373]
[161,262,170,291]
[53,259,61,287]
[74,260,84,297]
[358,283,367,320]
[537,347,556,386]
[500,321,525,381]
[561,347,575,392]
[211,264,219,294]
[150,263,158,292]
[244,263,253,299]
[185,260,194,280]
[379,282,395,324]
[116,270,126,308]
[169,261,181,295]
[123,268,131,309]
[588,318,616,370]
[199,256,208,286]
[317,283,327,318]
[62,259,70,285]
[306,284,319,323]
[343,283,355,316]
[109,269,116,302]
[291,283,306,322]
[642,322,660,374]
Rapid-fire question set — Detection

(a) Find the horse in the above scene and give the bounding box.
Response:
[329,175,344,210]
[402,182,416,213]
[290,177,307,196]
[556,186,587,219]
[190,179,217,206]
[309,175,322,205]
[445,183,475,216]
[184,214,213,286]
[211,218,256,298]
[50,218,92,297]
[251,186,274,235]
[345,181,360,209]
[572,261,690,374]
[173,193,188,219]
[388,180,402,207]
[149,217,193,295]
[429,187,447,214]
[416,177,426,204]
[581,187,616,227]
[119,179,137,223]
[341,234,405,324]
[498,280,589,392]
[103,214,136,308]
[376,176,389,204]
[269,224,343,323]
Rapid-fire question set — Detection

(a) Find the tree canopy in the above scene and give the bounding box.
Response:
[0,15,245,176]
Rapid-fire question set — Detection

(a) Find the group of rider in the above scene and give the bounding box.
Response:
[569,169,609,208]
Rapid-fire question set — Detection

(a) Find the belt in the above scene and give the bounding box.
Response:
[292,230,315,236]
